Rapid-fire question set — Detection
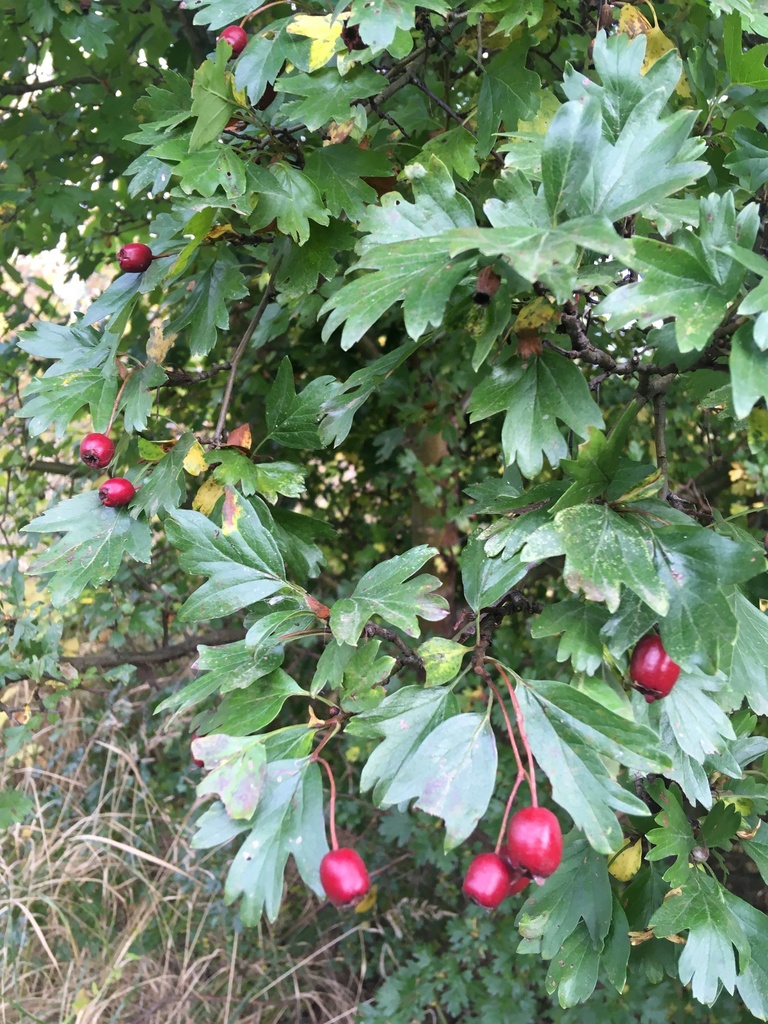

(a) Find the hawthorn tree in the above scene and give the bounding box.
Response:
[5,0,768,1015]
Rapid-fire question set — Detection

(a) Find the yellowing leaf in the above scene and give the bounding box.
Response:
[193,477,224,514]
[513,296,560,333]
[286,15,341,72]
[617,2,690,95]
[617,3,651,40]
[183,440,208,476]
[608,838,642,881]
[146,323,176,363]
[355,883,377,913]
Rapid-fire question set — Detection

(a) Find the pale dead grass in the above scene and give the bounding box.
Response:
[0,687,365,1024]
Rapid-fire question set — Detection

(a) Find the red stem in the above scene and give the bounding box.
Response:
[495,772,525,855]
[493,663,538,808]
[315,755,338,851]
[488,681,528,785]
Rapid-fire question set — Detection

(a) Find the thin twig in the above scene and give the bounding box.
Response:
[490,662,538,808]
[214,258,282,441]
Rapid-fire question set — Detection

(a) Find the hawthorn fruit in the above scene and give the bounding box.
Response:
[462,852,512,909]
[80,432,115,468]
[629,633,680,702]
[117,243,153,273]
[99,477,136,507]
[218,25,247,57]
[320,847,371,906]
[507,806,563,882]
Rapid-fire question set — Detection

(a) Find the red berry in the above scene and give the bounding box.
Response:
[507,806,563,882]
[320,848,370,906]
[630,634,680,703]
[508,873,530,897]
[99,477,136,507]
[462,852,512,909]
[498,849,531,898]
[117,243,153,273]
[80,432,115,468]
[218,25,247,56]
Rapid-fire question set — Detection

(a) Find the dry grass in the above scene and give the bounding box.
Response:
[0,687,366,1024]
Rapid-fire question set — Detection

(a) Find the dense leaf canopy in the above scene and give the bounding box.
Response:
[4,0,768,1016]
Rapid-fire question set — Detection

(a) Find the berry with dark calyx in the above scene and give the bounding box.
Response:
[80,432,115,468]
[320,847,370,906]
[99,477,136,508]
[463,852,512,909]
[473,265,501,305]
[117,243,153,273]
[507,806,563,883]
[218,25,247,57]
[630,633,681,703]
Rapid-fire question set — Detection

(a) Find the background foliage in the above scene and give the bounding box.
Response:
[4,0,768,1020]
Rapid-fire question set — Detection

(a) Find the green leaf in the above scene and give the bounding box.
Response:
[120,360,167,434]
[516,834,613,957]
[19,369,118,440]
[247,162,330,244]
[265,358,340,449]
[210,451,307,505]
[729,895,768,1019]
[517,680,669,852]
[167,252,248,357]
[330,544,448,645]
[318,341,420,447]
[304,144,392,220]
[131,431,195,518]
[531,599,610,675]
[22,492,152,607]
[724,11,768,87]
[462,507,552,613]
[278,66,384,132]
[234,30,286,106]
[339,639,394,712]
[468,350,604,478]
[190,44,236,150]
[218,758,329,923]
[596,235,743,354]
[416,638,470,687]
[541,95,602,219]
[193,734,268,818]
[175,142,248,200]
[166,489,290,622]
[649,868,750,1005]
[0,790,34,829]
[725,127,768,191]
[725,591,768,715]
[383,712,497,850]
[419,127,479,181]
[548,504,668,615]
[347,0,448,51]
[477,42,540,156]
[348,685,459,803]
[644,780,696,885]
[731,322,768,420]
[544,924,599,1006]
[203,669,307,734]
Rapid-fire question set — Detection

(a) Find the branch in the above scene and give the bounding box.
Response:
[653,391,670,500]
[0,76,100,98]
[362,622,425,670]
[61,628,245,670]
[159,362,231,388]
[24,460,86,476]
[214,257,282,441]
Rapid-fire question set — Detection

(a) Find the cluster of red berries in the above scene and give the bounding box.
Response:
[80,433,135,507]
[463,806,563,910]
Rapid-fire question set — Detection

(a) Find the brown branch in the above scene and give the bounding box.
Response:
[159,363,231,388]
[25,460,87,476]
[61,628,245,670]
[362,622,424,670]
